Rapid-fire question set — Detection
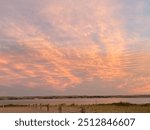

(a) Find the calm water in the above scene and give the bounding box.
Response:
[0,98,150,105]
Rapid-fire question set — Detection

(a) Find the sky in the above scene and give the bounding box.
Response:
[0,0,150,96]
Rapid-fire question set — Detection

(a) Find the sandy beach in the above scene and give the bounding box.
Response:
[0,103,150,113]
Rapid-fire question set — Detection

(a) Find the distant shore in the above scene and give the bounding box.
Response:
[0,102,150,113]
[0,95,150,100]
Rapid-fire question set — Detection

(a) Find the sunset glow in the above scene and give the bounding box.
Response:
[0,0,150,96]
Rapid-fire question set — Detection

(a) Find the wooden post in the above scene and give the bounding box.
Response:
[58,105,62,113]
[40,104,42,110]
[47,104,50,112]
[81,106,86,113]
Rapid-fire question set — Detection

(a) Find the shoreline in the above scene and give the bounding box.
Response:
[0,95,150,100]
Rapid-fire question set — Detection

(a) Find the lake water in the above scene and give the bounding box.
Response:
[0,98,150,105]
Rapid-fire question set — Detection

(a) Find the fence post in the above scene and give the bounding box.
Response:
[47,104,50,112]
[81,106,86,113]
[58,105,62,113]
[40,104,42,110]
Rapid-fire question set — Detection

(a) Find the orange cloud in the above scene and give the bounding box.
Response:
[0,0,149,95]
[0,0,129,89]
[131,85,150,94]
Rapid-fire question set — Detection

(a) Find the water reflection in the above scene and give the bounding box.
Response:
[0,98,150,105]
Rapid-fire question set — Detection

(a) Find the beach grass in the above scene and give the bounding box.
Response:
[0,102,150,113]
